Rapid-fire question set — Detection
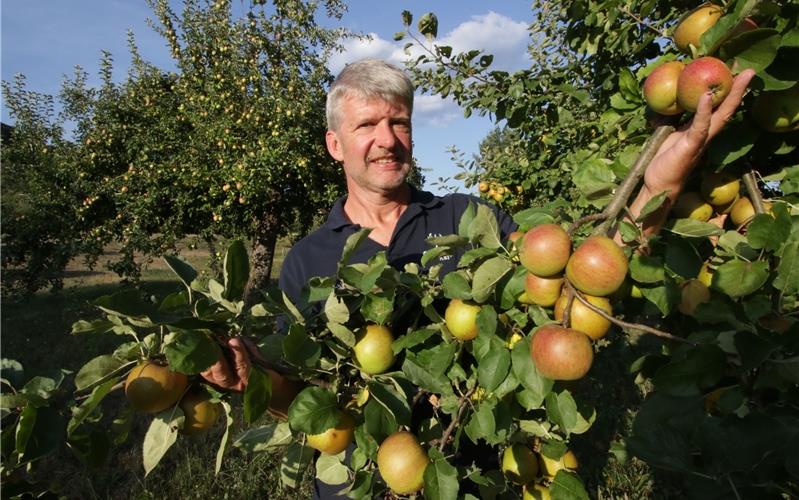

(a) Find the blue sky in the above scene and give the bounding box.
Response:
[1,1,534,195]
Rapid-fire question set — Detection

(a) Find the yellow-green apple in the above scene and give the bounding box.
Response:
[673,192,713,221]
[523,483,552,500]
[730,196,772,226]
[530,325,593,380]
[539,449,579,478]
[306,411,355,455]
[677,57,733,112]
[519,223,571,277]
[700,172,740,207]
[678,279,711,315]
[697,262,715,288]
[524,272,564,307]
[751,84,799,133]
[643,61,685,115]
[502,444,539,484]
[377,431,430,495]
[673,3,723,53]
[353,324,396,375]
[554,294,613,340]
[565,236,628,296]
[445,299,481,340]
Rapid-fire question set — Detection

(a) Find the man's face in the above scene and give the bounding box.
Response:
[326,93,412,195]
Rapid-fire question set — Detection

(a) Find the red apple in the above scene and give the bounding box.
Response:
[524,272,564,307]
[565,236,628,297]
[530,325,593,381]
[643,61,685,116]
[519,224,571,277]
[677,57,733,112]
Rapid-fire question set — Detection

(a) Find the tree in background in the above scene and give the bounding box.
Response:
[2,0,350,297]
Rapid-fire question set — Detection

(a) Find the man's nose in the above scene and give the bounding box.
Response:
[374,120,397,149]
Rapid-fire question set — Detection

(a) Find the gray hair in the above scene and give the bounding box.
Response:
[326,59,414,131]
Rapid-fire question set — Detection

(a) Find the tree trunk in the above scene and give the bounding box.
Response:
[245,207,279,307]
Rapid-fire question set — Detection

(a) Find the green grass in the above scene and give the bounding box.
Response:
[1,239,681,499]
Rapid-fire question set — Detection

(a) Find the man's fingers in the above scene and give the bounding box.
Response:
[201,356,237,388]
[708,69,756,136]
[228,337,252,385]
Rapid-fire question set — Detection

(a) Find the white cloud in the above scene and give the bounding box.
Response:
[413,94,463,127]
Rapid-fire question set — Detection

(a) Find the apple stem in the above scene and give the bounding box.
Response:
[593,124,675,237]
[436,387,476,451]
[564,281,698,345]
[742,169,765,214]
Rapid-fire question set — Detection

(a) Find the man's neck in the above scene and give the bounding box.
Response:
[343,183,412,246]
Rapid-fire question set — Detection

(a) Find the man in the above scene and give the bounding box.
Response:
[203,58,754,488]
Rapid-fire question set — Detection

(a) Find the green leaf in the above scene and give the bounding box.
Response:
[713,259,770,298]
[316,453,349,485]
[243,367,272,425]
[1,358,25,388]
[339,228,371,268]
[19,406,64,462]
[417,12,439,41]
[458,202,477,238]
[665,219,725,238]
[511,337,552,409]
[471,256,512,303]
[234,421,293,453]
[478,348,511,393]
[572,158,616,199]
[402,356,452,395]
[465,401,496,445]
[469,204,503,249]
[401,10,412,27]
[287,387,339,435]
[728,31,781,72]
[513,208,555,229]
[550,470,589,500]
[629,254,666,283]
[142,407,183,476]
[364,399,398,442]
[215,401,233,475]
[280,442,314,489]
[68,379,117,436]
[328,322,356,348]
[653,345,726,396]
[223,239,249,301]
[392,327,435,353]
[71,319,115,335]
[747,207,791,251]
[93,289,154,317]
[774,239,799,296]
[424,449,459,500]
[74,355,126,391]
[636,190,670,222]
[546,391,578,435]
[368,381,411,427]
[362,292,394,325]
[324,293,349,324]
[442,271,472,300]
[706,120,757,166]
[164,254,198,292]
[163,330,222,375]
[283,324,321,368]
[640,283,679,317]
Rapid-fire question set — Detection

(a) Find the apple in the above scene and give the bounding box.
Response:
[672,192,713,221]
[524,272,564,307]
[377,431,430,495]
[678,279,711,316]
[676,57,733,112]
[700,172,740,207]
[519,223,572,277]
[539,449,579,478]
[672,3,723,54]
[643,61,685,115]
[530,325,593,381]
[729,17,758,38]
[751,84,799,133]
[714,193,739,215]
[502,444,539,484]
[554,293,612,340]
[565,235,628,296]
[729,196,755,226]
[306,411,355,455]
[697,262,715,288]
[445,298,481,340]
[523,483,552,500]
[478,181,490,193]
[353,324,396,375]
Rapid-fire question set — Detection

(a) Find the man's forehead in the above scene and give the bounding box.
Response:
[342,92,410,114]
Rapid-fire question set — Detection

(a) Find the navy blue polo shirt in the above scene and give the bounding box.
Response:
[278,186,517,304]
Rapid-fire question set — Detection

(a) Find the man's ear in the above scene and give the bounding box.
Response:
[326,130,343,161]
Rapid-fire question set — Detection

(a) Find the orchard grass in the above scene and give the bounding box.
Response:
[2,239,681,498]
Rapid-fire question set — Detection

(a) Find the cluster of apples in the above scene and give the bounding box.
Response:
[501,444,579,499]
[672,171,769,227]
[514,224,628,381]
[478,180,522,203]
[643,4,739,116]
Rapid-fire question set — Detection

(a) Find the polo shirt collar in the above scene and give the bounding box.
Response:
[323,185,442,231]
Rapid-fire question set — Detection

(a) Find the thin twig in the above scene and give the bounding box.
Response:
[568,213,606,236]
[437,387,476,451]
[595,124,675,236]
[742,169,765,214]
[565,282,696,344]
[619,6,669,37]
